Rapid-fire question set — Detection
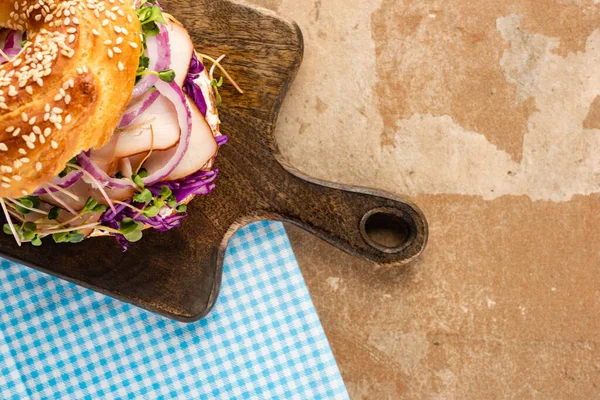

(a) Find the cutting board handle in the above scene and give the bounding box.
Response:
[262,157,428,267]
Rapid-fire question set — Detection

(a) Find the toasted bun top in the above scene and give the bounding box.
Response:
[0,0,141,197]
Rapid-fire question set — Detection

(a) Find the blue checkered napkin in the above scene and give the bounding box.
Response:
[0,221,349,399]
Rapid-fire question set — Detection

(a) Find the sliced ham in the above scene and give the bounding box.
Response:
[113,95,181,158]
[167,20,194,88]
[40,178,134,212]
[142,95,217,181]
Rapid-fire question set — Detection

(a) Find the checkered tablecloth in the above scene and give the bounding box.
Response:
[0,221,349,399]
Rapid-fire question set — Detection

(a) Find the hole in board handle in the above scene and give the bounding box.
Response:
[359,207,416,254]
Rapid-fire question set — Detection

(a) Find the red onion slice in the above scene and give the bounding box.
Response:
[32,171,83,195]
[2,30,23,59]
[131,26,171,99]
[118,90,160,128]
[77,152,133,189]
[142,79,192,185]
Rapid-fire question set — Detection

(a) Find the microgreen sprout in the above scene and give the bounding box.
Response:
[52,230,85,244]
[119,218,143,242]
[135,1,167,84]
[58,157,80,178]
[48,207,61,221]
[131,173,145,188]
[211,76,224,106]
[12,196,41,214]
[133,189,153,204]
[136,69,176,83]
[83,197,108,214]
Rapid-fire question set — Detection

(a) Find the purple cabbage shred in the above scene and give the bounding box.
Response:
[183,52,208,117]
[101,169,221,251]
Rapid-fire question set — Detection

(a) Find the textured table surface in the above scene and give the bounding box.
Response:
[245,0,600,398]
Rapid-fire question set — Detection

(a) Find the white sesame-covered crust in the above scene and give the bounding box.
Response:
[0,0,141,197]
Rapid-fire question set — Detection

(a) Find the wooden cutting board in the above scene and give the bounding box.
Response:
[0,0,428,322]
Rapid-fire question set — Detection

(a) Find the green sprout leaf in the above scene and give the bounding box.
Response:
[83,197,99,213]
[82,197,106,213]
[167,198,178,208]
[211,77,224,107]
[119,218,144,242]
[48,207,61,220]
[23,222,36,232]
[124,229,143,242]
[58,157,79,178]
[157,69,176,83]
[119,218,139,234]
[31,235,42,246]
[133,189,153,204]
[131,174,145,188]
[22,230,35,241]
[52,231,85,244]
[142,206,160,218]
[3,224,12,235]
[160,186,172,200]
[14,196,40,214]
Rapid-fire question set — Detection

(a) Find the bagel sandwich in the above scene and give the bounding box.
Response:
[0,0,240,249]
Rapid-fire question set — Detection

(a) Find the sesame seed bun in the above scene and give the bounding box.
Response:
[0,0,142,197]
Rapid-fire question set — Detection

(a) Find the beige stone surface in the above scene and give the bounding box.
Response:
[244,0,600,397]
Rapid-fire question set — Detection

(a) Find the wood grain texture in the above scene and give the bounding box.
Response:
[0,0,428,321]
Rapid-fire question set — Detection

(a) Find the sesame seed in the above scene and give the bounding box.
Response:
[0,144,7,151]
[51,141,58,149]
[26,142,34,150]
[12,176,21,181]
[21,190,27,195]
[35,162,42,171]
[118,61,124,71]
[1,183,11,189]
[129,42,138,49]
[17,149,25,155]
